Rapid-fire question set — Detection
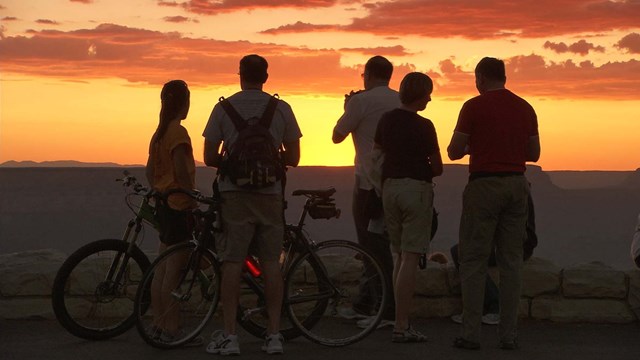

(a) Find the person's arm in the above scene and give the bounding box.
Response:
[447,131,470,160]
[282,140,300,167]
[145,153,155,188]
[429,150,444,177]
[171,143,193,190]
[526,135,541,162]
[332,128,347,144]
[203,139,223,168]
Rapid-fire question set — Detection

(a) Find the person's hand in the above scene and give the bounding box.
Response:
[344,89,363,110]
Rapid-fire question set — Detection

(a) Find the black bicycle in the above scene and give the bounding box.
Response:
[134,187,389,348]
[51,171,154,340]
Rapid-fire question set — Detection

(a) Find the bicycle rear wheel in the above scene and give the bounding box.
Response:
[135,241,221,349]
[51,239,150,340]
[285,240,388,347]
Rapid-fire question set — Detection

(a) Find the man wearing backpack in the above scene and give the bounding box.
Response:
[203,54,302,355]
[332,56,400,329]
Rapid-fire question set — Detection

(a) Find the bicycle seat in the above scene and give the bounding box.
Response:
[291,187,336,198]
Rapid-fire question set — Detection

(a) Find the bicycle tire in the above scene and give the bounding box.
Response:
[285,240,388,347]
[51,239,150,340]
[134,241,221,349]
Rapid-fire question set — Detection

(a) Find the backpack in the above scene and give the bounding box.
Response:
[218,95,284,189]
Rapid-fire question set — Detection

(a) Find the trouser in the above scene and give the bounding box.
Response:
[451,244,500,314]
[459,176,529,343]
[352,179,395,320]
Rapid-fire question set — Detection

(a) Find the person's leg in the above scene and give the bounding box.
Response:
[393,251,421,331]
[494,177,528,345]
[151,242,167,330]
[352,180,375,313]
[458,179,499,344]
[220,261,243,335]
[261,260,283,335]
[483,249,500,315]
[366,230,395,320]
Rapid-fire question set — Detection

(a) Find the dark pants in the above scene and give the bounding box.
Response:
[352,183,395,320]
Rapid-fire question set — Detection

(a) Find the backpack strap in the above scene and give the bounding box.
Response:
[259,95,279,128]
[218,96,247,131]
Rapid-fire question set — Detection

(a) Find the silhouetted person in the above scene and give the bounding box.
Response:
[448,57,540,350]
[375,72,443,342]
[332,56,400,327]
[203,54,302,355]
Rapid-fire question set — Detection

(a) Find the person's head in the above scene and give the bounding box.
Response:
[474,57,506,94]
[239,54,269,87]
[156,79,190,141]
[363,55,393,89]
[399,72,433,111]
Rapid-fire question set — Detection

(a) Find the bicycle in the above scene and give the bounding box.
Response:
[51,171,155,340]
[134,186,389,348]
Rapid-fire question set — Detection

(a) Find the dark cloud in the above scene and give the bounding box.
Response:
[36,19,60,25]
[615,32,640,54]
[69,0,94,3]
[263,0,640,39]
[182,0,345,14]
[163,16,198,23]
[2,16,19,21]
[338,45,410,56]
[543,39,605,56]
[261,21,336,34]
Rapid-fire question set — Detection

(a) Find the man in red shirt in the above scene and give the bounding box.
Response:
[447,57,540,350]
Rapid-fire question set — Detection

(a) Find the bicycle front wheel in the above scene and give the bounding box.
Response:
[135,241,221,349]
[51,239,150,340]
[285,240,389,347]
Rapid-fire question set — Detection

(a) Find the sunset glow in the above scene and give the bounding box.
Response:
[1,0,639,170]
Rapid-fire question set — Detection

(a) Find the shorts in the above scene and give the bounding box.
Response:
[156,203,194,246]
[217,191,284,262]
[382,178,433,254]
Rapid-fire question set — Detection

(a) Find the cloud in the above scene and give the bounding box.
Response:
[263,0,640,39]
[338,45,410,56]
[163,16,198,23]
[2,24,639,100]
[431,54,640,100]
[69,0,93,3]
[2,16,19,21]
[543,39,605,56]
[615,32,640,54]
[36,19,60,25]
[261,21,337,34]
[182,0,343,14]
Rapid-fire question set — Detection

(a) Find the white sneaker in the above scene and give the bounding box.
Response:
[206,330,240,355]
[482,313,500,325]
[356,316,395,329]
[336,307,368,320]
[261,333,284,355]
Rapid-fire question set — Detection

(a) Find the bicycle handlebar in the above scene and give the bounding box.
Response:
[116,170,153,196]
[162,188,218,206]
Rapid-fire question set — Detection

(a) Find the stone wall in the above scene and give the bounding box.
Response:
[1,249,639,322]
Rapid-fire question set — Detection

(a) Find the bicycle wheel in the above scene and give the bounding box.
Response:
[135,241,221,349]
[285,240,388,347]
[51,239,150,340]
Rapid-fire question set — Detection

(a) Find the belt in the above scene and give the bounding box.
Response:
[469,172,524,181]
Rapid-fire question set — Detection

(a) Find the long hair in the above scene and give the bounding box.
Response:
[154,80,190,143]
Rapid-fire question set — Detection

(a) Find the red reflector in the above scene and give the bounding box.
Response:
[245,257,262,277]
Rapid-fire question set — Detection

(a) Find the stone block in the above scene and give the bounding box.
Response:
[415,262,450,296]
[626,269,640,320]
[0,298,55,319]
[531,296,635,323]
[563,262,626,299]
[0,249,66,296]
[522,257,561,297]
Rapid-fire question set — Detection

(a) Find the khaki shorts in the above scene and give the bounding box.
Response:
[217,191,284,262]
[382,178,433,254]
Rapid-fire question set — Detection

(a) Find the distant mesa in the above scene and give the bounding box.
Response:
[0,160,141,168]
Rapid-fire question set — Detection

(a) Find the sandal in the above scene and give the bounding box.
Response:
[392,326,428,343]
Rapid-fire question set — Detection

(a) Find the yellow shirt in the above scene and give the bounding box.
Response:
[148,120,196,210]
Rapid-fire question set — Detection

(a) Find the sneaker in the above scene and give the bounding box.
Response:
[482,313,500,325]
[450,313,500,325]
[336,307,368,320]
[356,316,395,329]
[453,337,481,350]
[159,330,204,347]
[206,330,240,355]
[391,326,428,343]
[261,333,284,355]
[450,313,463,324]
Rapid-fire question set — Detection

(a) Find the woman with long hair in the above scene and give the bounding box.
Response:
[145,80,199,344]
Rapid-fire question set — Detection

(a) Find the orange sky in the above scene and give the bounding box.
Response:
[1,0,640,170]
